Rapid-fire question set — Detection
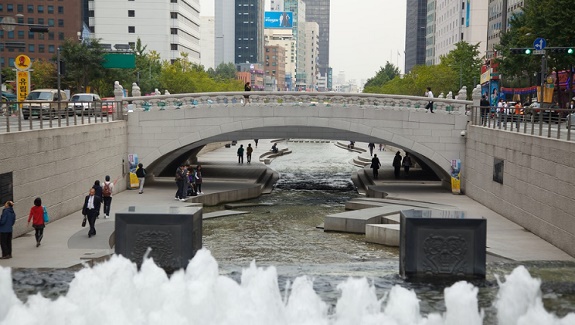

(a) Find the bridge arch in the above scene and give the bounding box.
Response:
[126,98,469,184]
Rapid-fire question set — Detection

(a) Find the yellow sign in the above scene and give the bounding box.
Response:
[14,54,32,71]
[16,71,30,102]
[480,68,491,84]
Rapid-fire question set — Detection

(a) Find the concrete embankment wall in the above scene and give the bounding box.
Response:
[465,126,575,257]
[0,122,128,237]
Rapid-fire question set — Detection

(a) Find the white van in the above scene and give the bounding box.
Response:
[22,89,69,119]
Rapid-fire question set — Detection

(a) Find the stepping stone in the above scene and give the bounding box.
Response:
[224,202,275,209]
[203,210,250,219]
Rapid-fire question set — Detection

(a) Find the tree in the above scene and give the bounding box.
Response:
[381,64,457,97]
[439,41,482,98]
[30,59,57,89]
[59,38,106,94]
[363,62,400,93]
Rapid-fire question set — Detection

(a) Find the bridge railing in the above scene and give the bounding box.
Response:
[121,91,472,114]
[470,105,574,141]
[0,100,124,133]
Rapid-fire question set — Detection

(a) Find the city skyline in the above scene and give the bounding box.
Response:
[201,0,407,84]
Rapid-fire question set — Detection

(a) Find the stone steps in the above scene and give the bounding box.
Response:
[365,224,400,246]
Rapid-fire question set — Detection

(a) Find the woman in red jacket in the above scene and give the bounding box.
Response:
[27,197,45,247]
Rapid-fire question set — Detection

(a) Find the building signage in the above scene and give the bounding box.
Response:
[264,12,293,29]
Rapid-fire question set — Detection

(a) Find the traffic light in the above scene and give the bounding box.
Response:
[547,47,575,54]
[510,48,533,54]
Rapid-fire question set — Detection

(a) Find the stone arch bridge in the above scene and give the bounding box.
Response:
[122,91,471,184]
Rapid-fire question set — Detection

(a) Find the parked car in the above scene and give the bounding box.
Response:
[22,89,69,119]
[100,97,116,116]
[69,93,102,115]
[1,91,17,115]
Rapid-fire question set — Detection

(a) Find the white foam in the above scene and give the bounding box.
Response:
[0,249,573,325]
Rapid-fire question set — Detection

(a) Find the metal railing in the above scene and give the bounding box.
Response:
[0,100,124,133]
[470,106,574,141]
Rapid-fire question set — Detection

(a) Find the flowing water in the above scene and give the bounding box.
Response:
[4,141,575,324]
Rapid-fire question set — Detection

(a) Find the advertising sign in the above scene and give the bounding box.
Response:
[16,71,30,102]
[264,11,293,28]
[450,159,461,195]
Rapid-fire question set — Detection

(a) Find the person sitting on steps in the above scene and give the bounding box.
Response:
[271,143,279,154]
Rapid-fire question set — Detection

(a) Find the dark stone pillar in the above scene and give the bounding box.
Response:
[400,209,486,280]
[115,206,202,273]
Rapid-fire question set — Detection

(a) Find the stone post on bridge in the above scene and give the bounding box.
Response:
[114,81,124,101]
[132,83,141,97]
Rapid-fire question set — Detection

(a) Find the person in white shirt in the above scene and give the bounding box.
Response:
[425,87,434,113]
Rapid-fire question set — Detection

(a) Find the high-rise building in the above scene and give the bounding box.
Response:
[264,28,296,90]
[215,0,235,65]
[304,21,319,91]
[284,0,306,89]
[201,16,215,69]
[425,0,436,65]
[264,44,286,90]
[487,0,524,57]
[432,0,487,63]
[88,0,201,64]
[303,0,329,78]
[405,0,427,73]
[234,0,265,64]
[0,0,83,69]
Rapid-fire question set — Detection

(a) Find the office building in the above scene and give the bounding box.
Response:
[201,16,215,69]
[88,0,201,64]
[284,0,306,89]
[304,21,319,91]
[404,0,427,73]
[486,0,524,56]
[215,0,235,65]
[264,28,295,90]
[264,44,285,90]
[235,0,265,64]
[303,0,329,79]
[0,0,83,68]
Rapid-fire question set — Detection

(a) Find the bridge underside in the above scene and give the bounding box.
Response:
[147,126,452,183]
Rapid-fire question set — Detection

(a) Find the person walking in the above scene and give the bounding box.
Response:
[254,139,259,148]
[243,82,251,106]
[368,143,376,156]
[0,201,15,259]
[370,154,381,179]
[27,197,46,247]
[135,163,146,194]
[237,145,244,164]
[392,151,403,179]
[92,180,103,215]
[101,175,116,219]
[480,95,490,126]
[246,143,253,163]
[82,188,101,238]
[194,165,204,194]
[402,152,413,177]
[175,165,186,201]
[425,87,434,113]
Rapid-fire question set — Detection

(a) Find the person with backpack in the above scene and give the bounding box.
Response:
[102,175,116,219]
[135,163,147,194]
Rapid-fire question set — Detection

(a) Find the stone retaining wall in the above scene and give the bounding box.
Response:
[465,126,575,257]
[0,122,128,237]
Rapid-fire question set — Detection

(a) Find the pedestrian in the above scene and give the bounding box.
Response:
[101,175,116,219]
[183,164,191,199]
[237,144,244,164]
[378,143,383,151]
[27,197,46,247]
[135,163,146,194]
[480,95,490,126]
[254,139,259,148]
[175,165,186,201]
[0,201,15,259]
[82,188,101,238]
[246,143,253,163]
[425,87,434,113]
[187,165,196,196]
[271,143,279,153]
[194,165,203,194]
[243,82,251,106]
[370,154,381,179]
[368,143,375,156]
[92,180,103,215]
[393,151,402,179]
[402,152,413,176]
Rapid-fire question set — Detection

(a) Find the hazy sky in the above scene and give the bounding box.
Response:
[199,0,407,83]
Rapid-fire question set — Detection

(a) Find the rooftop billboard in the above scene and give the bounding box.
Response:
[264,11,293,29]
